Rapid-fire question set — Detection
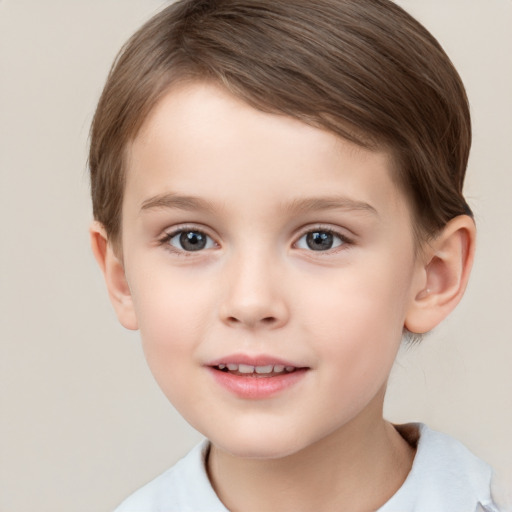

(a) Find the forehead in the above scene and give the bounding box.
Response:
[125,82,411,225]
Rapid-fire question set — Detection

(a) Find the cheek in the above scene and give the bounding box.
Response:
[127,267,214,373]
[306,255,412,334]
[301,252,415,372]
[131,259,211,323]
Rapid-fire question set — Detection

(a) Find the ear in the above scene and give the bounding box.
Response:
[89,221,138,330]
[405,215,476,334]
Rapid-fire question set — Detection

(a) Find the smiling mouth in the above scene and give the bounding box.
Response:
[214,363,299,377]
[209,361,308,398]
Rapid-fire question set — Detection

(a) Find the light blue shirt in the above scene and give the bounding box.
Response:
[114,424,503,512]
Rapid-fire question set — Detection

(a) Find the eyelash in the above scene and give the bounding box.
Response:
[157,225,353,254]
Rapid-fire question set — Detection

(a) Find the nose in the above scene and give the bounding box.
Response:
[219,252,289,330]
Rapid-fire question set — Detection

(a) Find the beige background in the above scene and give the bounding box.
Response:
[1,1,511,511]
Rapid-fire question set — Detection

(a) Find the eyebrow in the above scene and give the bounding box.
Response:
[140,193,378,216]
[140,193,216,213]
[284,196,379,216]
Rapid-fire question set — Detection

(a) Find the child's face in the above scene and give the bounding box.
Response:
[119,82,423,458]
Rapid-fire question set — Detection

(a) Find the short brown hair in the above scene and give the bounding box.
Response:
[89,0,472,247]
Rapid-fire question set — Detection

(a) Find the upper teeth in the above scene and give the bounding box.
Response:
[217,364,295,374]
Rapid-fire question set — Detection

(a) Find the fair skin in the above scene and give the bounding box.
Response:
[91,82,475,511]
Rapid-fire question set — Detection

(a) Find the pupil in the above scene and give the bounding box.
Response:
[306,231,333,251]
[180,231,207,251]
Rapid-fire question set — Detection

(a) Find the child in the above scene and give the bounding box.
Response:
[89,0,505,510]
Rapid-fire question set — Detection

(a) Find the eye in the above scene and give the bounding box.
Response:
[164,229,216,252]
[295,230,346,251]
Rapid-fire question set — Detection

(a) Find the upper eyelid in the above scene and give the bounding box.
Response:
[294,224,353,241]
[161,224,216,239]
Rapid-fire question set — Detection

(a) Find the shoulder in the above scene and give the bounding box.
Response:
[379,423,504,512]
[113,440,228,512]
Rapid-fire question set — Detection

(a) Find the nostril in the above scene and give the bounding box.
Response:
[226,315,276,326]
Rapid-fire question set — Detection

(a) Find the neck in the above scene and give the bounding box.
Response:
[207,399,415,512]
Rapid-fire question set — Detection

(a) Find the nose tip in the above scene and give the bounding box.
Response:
[219,263,289,330]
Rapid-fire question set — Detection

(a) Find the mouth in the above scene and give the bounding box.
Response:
[213,363,299,378]
[207,356,309,399]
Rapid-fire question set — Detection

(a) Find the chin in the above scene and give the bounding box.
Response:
[208,427,317,460]
[219,441,301,460]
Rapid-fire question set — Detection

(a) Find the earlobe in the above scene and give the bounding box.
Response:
[404,215,476,334]
[89,221,139,331]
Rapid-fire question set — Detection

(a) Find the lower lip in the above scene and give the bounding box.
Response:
[207,368,308,399]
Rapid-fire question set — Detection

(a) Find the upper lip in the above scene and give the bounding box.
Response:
[206,353,306,368]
